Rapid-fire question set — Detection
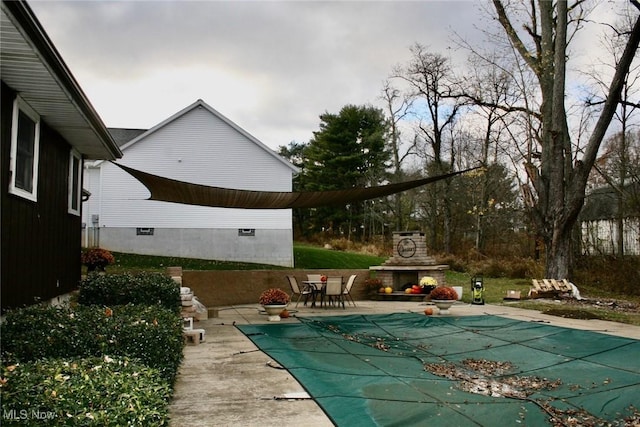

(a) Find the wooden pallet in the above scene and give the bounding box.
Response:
[530,279,572,298]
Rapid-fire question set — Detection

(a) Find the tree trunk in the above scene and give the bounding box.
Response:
[544,224,572,279]
[443,186,452,253]
[492,0,640,279]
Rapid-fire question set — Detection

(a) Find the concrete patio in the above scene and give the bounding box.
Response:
[168,300,640,426]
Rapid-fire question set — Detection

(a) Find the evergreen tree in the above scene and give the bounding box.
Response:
[302,104,390,239]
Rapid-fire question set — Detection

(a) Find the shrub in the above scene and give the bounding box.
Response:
[504,258,543,279]
[109,305,184,385]
[435,254,467,272]
[459,257,543,279]
[574,256,640,296]
[328,238,354,251]
[476,259,509,278]
[0,356,171,426]
[359,243,386,256]
[78,272,180,312]
[1,304,184,385]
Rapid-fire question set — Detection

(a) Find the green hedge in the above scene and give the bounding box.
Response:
[77,272,181,312]
[1,356,171,426]
[1,304,184,385]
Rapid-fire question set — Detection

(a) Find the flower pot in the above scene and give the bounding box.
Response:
[262,304,288,321]
[432,299,455,315]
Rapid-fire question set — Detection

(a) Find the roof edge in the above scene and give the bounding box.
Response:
[2,0,122,159]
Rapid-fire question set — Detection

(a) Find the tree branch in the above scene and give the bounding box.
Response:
[492,0,540,74]
[451,92,542,120]
[586,98,640,110]
[572,8,640,206]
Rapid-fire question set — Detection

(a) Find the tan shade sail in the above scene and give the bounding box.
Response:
[113,162,477,209]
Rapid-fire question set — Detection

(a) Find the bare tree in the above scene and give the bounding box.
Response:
[458,54,525,251]
[486,0,640,278]
[392,43,464,252]
[380,80,417,231]
[584,8,640,256]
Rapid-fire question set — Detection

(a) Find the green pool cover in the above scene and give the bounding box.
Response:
[237,313,640,426]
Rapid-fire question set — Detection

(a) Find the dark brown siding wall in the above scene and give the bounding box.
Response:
[1,82,82,313]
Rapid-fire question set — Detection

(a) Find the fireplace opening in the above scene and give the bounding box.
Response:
[395,272,419,291]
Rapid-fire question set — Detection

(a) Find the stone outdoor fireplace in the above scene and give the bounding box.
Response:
[370,231,448,291]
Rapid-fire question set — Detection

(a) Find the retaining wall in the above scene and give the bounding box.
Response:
[182,269,372,308]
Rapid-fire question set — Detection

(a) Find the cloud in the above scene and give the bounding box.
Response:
[25,1,515,149]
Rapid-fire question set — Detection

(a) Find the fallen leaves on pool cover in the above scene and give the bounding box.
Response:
[326,323,392,351]
[424,358,560,399]
[318,320,639,425]
[424,359,640,426]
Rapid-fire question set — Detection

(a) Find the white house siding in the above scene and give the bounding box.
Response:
[112,107,292,192]
[82,101,297,267]
[581,219,640,256]
[98,228,293,267]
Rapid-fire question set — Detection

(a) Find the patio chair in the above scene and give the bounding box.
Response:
[323,276,345,309]
[307,274,322,282]
[342,274,357,307]
[287,275,313,307]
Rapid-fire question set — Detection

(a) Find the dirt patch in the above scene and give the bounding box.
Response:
[529,296,640,320]
[561,297,640,314]
[542,308,604,320]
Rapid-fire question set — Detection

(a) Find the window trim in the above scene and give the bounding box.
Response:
[8,96,40,202]
[68,149,82,215]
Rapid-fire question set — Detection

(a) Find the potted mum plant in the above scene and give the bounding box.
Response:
[259,288,290,321]
[81,248,115,272]
[429,285,458,315]
[419,276,438,294]
[364,278,383,296]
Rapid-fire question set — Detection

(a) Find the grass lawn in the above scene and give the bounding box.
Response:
[94,246,640,326]
[445,270,640,326]
[99,244,386,274]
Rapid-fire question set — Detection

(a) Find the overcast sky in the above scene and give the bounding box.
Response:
[26,1,489,149]
[29,1,622,151]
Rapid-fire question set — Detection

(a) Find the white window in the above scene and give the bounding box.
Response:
[9,96,40,201]
[68,149,82,215]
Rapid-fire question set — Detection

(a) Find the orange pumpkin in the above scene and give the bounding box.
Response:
[424,308,433,315]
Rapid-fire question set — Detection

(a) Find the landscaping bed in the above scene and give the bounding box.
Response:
[1,272,182,426]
